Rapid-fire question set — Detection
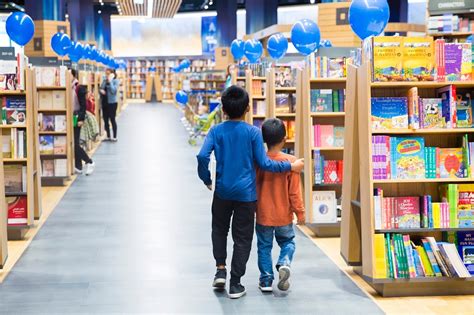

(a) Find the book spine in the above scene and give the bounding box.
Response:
[421,239,443,277]
[385,234,395,278]
[403,235,417,278]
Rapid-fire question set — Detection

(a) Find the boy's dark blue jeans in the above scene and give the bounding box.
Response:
[255,223,296,282]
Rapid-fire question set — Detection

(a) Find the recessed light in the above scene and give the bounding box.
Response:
[204,4,208,9]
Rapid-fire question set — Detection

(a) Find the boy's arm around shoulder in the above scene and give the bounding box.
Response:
[196,127,214,187]
[251,127,304,173]
[287,155,305,225]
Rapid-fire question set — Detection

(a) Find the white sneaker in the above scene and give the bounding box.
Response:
[85,162,95,176]
[111,138,118,142]
[74,167,83,174]
[277,266,291,291]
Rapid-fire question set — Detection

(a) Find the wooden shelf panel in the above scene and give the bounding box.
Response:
[38,109,67,113]
[429,32,473,37]
[311,112,345,117]
[0,125,26,129]
[0,90,26,95]
[371,81,474,88]
[310,78,346,83]
[275,113,296,117]
[372,128,474,135]
[374,178,474,184]
[39,131,67,135]
[253,77,266,81]
[375,227,474,233]
[3,158,27,163]
[252,115,266,119]
[312,147,344,151]
[275,87,297,92]
[37,86,66,90]
[252,95,266,99]
[5,192,27,196]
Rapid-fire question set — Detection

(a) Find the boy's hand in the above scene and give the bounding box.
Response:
[297,218,305,225]
[291,159,304,173]
[206,184,213,191]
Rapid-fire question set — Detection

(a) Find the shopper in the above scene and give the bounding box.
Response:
[256,118,305,293]
[71,69,95,175]
[100,68,120,141]
[196,85,304,299]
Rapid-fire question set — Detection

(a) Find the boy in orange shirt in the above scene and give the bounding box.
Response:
[256,118,305,292]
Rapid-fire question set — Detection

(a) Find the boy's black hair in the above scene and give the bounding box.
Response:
[71,69,77,79]
[221,85,249,119]
[262,118,286,148]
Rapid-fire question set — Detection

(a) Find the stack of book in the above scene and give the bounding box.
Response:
[371,86,471,129]
[38,114,66,132]
[38,90,67,110]
[4,164,27,193]
[251,80,265,96]
[274,66,296,87]
[252,100,266,116]
[0,52,28,91]
[374,233,471,279]
[309,55,351,78]
[310,89,345,112]
[371,135,474,180]
[248,62,268,77]
[313,150,343,185]
[313,124,344,147]
[39,135,66,155]
[35,66,67,87]
[372,36,472,82]
[428,14,474,33]
[2,128,26,159]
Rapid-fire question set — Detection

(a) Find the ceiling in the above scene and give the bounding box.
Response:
[0,0,317,15]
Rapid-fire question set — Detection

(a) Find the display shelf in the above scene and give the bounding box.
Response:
[37,86,67,90]
[0,90,26,96]
[0,125,26,129]
[311,112,345,117]
[340,61,474,297]
[429,32,473,37]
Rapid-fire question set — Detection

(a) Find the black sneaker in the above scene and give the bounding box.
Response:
[278,266,291,291]
[228,283,246,299]
[212,268,226,289]
[258,279,273,292]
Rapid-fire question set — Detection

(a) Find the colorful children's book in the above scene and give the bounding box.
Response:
[457,184,474,228]
[371,97,408,130]
[456,231,474,275]
[436,85,456,128]
[39,135,54,155]
[420,98,444,128]
[439,184,458,228]
[333,126,344,147]
[372,36,404,82]
[444,43,473,81]
[437,148,465,178]
[390,137,425,179]
[319,125,334,147]
[407,87,420,129]
[403,37,435,81]
[396,197,421,229]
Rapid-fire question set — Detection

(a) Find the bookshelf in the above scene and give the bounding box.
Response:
[242,69,270,126]
[36,70,74,186]
[0,139,6,267]
[340,62,474,297]
[301,70,346,237]
[3,69,43,240]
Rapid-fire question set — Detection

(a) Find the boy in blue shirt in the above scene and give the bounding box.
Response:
[197,86,304,299]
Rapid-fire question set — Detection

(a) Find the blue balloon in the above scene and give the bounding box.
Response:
[291,19,321,56]
[6,12,35,46]
[51,32,71,57]
[175,90,188,105]
[267,33,288,60]
[90,46,99,61]
[230,39,245,60]
[83,44,93,60]
[349,0,390,40]
[244,39,263,63]
[67,41,83,63]
[180,59,191,69]
[99,52,107,64]
[467,35,473,43]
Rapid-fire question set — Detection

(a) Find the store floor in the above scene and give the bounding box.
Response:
[0,103,382,314]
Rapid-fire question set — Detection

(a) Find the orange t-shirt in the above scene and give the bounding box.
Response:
[256,152,305,226]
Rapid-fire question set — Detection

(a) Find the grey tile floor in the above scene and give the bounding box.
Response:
[0,104,383,314]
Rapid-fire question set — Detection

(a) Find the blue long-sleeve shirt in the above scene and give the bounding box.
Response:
[197,121,291,202]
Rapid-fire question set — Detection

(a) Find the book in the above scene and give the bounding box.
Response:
[39,135,54,154]
[457,184,474,228]
[52,90,66,110]
[311,89,332,112]
[41,159,54,177]
[54,115,66,132]
[372,36,403,82]
[4,164,22,193]
[6,196,27,225]
[435,39,446,82]
[38,91,53,110]
[436,85,456,128]
[371,97,408,130]
[53,136,66,154]
[420,98,444,129]
[421,238,443,277]
[396,197,421,229]
[274,66,295,87]
[319,125,334,147]
[416,244,435,277]
[42,115,55,131]
[456,231,474,275]
[2,133,11,158]
[54,159,68,177]
[374,234,387,279]
[437,148,465,178]
[407,87,420,129]
[312,191,337,223]
[444,43,472,81]
[426,236,451,277]
[4,96,26,125]
[402,37,435,81]
[275,94,292,113]
[333,126,344,147]
[390,137,425,179]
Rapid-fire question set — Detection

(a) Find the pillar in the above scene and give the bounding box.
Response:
[67,0,95,42]
[388,0,408,23]
[95,8,112,51]
[25,0,66,21]
[216,0,237,46]
[245,0,277,35]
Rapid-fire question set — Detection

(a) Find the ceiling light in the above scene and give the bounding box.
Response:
[209,1,213,4]
[204,4,209,9]
[98,10,102,14]
[101,2,104,6]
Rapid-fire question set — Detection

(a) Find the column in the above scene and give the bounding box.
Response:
[25,0,66,21]
[67,0,95,42]
[216,0,237,46]
[388,0,408,22]
[245,0,277,35]
[95,8,112,51]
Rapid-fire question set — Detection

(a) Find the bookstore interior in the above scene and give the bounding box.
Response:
[0,0,473,314]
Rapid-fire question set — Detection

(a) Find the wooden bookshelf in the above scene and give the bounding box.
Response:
[0,138,7,267]
[35,69,74,186]
[3,69,43,240]
[242,69,270,126]
[340,62,474,297]
[300,67,346,237]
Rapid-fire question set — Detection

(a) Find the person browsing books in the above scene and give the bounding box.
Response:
[255,118,305,293]
[71,69,95,176]
[196,85,304,299]
[100,68,120,142]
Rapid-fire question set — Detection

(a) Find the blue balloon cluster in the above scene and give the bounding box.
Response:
[6,12,35,46]
[230,39,245,60]
[171,58,192,73]
[349,0,390,40]
[244,39,263,63]
[175,90,188,105]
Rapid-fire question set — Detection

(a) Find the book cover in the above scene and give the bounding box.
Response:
[39,135,54,155]
[275,93,291,113]
[457,184,474,228]
[372,36,404,82]
[52,90,66,110]
[54,115,66,132]
[41,159,54,177]
[319,125,334,147]
[4,164,22,193]
[323,160,338,184]
[445,43,463,81]
[439,184,459,228]
[395,197,421,229]
[42,115,55,131]
[437,148,465,178]
[312,190,337,223]
[311,89,333,112]
[6,196,27,225]
[421,238,443,277]
[456,231,474,275]
[374,234,387,279]
[402,37,435,81]
[54,159,68,177]
[420,98,444,129]
[38,91,53,110]
[287,120,295,140]
[407,87,420,129]
[5,96,26,125]
[416,245,435,276]
[371,97,408,130]
[436,85,456,128]
[2,133,11,158]
[274,66,295,87]
[53,136,66,154]
[333,126,344,147]
[390,137,425,179]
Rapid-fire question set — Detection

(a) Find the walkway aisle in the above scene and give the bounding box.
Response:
[0,104,382,314]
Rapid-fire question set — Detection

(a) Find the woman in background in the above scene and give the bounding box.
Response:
[100,69,120,141]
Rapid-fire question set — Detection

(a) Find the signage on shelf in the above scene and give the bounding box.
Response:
[0,47,16,60]
[29,57,59,67]
[428,0,474,15]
